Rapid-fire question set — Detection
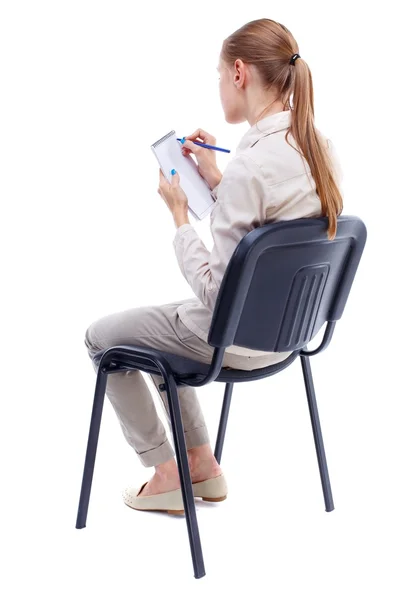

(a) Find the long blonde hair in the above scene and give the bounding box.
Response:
[221,18,343,240]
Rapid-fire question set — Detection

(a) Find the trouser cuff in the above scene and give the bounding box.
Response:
[136,439,175,468]
[184,425,210,450]
[135,425,211,468]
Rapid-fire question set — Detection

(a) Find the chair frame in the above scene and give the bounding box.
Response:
[76,321,335,579]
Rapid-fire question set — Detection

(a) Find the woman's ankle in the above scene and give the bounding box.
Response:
[154,457,180,481]
[153,446,222,485]
[187,444,222,480]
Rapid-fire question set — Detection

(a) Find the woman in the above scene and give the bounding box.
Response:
[84,18,343,514]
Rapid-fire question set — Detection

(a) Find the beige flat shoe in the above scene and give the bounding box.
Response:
[122,482,185,515]
[192,474,228,502]
[123,473,228,514]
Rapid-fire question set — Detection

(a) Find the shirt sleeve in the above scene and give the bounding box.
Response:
[173,153,265,312]
[210,183,220,201]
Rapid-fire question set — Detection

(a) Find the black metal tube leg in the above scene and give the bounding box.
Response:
[165,373,205,579]
[214,382,234,464]
[300,355,335,512]
[76,365,108,528]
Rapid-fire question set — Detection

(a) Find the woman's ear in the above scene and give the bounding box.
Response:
[234,59,245,88]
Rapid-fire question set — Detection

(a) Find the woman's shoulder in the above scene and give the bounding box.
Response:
[213,150,266,204]
[222,150,265,181]
[242,128,305,185]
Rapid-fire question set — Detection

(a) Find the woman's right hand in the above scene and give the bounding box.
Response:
[181,128,223,191]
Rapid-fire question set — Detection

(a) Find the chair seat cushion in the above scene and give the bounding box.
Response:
[92,345,300,385]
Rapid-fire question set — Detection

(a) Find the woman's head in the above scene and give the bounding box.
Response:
[218,56,286,125]
[219,18,343,240]
[218,19,296,124]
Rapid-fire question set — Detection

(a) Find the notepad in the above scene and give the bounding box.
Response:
[151,130,215,220]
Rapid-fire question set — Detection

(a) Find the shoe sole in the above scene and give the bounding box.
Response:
[124,502,185,516]
[124,493,228,515]
[196,494,227,502]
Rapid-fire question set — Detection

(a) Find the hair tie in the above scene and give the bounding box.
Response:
[290,53,301,65]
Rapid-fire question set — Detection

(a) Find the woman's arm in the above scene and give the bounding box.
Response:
[173,153,265,312]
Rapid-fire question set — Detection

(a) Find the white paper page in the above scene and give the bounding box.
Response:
[151,131,215,220]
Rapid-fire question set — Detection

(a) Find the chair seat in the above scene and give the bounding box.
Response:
[92,345,300,385]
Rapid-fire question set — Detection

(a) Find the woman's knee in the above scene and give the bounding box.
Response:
[84,322,102,352]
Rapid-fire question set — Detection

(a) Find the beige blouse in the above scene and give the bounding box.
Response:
[172,109,343,357]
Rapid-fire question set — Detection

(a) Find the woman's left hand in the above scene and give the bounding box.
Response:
[158,169,189,227]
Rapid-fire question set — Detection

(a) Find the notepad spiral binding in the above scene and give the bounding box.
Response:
[151,130,176,148]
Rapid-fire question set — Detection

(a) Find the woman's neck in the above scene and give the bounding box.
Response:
[245,92,286,126]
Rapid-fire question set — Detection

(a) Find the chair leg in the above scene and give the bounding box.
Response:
[164,372,206,579]
[76,365,108,528]
[214,382,234,464]
[300,355,335,512]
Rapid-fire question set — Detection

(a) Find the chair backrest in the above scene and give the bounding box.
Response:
[208,215,367,352]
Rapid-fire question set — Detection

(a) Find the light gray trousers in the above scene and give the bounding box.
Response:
[84,298,282,468]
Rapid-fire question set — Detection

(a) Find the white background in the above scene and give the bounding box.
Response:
[1,0,407,597]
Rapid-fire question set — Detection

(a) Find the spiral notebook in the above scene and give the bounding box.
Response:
[151,130,215,220]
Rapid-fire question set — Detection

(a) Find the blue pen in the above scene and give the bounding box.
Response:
[177,137,230,154]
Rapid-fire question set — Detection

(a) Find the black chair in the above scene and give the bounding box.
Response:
[76,215,367,579]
